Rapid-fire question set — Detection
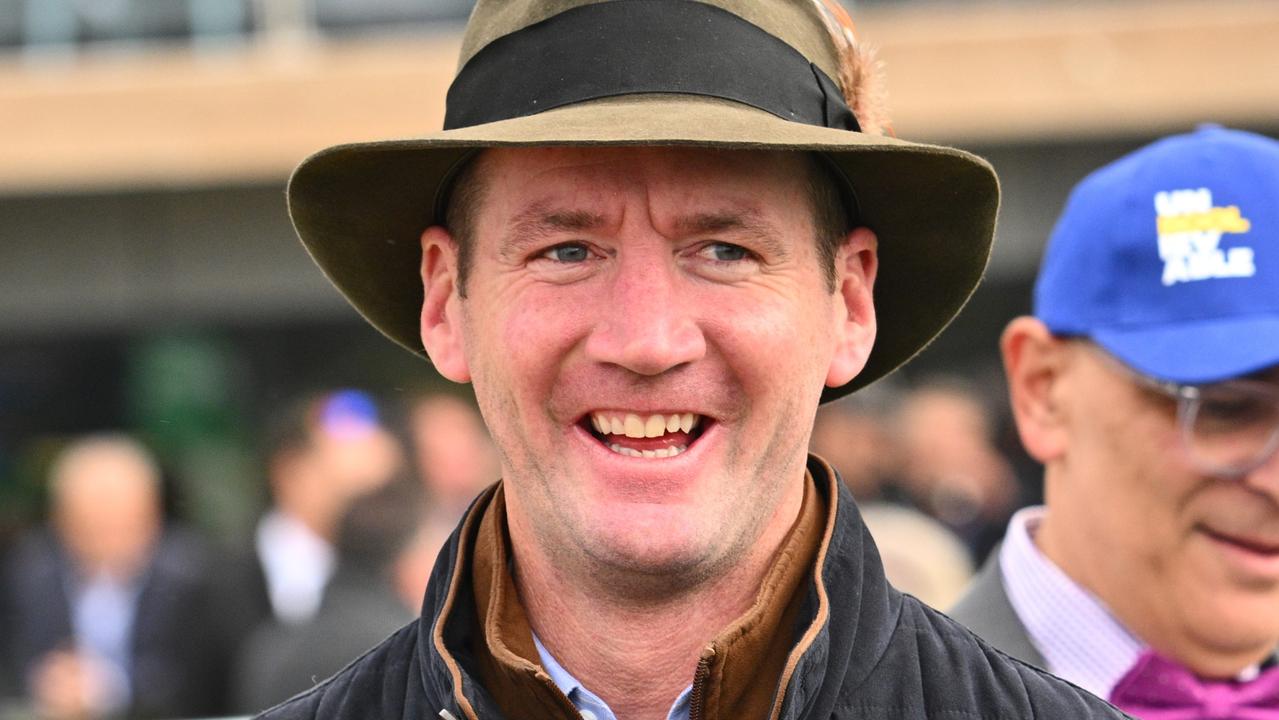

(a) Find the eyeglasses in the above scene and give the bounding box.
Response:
[1089,345,1279,478]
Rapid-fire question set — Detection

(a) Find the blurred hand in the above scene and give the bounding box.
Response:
[29,650,121,720]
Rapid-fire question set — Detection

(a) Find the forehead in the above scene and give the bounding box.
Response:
[57,448,157,507]
[470,146,815,219]
[1074,339,1279,389]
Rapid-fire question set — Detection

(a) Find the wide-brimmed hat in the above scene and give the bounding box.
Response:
[287,0,1000,403]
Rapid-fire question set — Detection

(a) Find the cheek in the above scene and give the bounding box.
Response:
[468,282,584,379]
[501,291,596,370]
[1069,403,1187,542]
[1114,447,1198,573]
[464,286,596,445]
[701,286,836,382]
[1110,426,1190,526]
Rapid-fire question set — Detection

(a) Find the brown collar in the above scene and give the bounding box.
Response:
[469,485,580,720]
[470,475,827,720]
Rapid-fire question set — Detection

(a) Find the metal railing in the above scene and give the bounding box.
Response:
[1,0,477,57]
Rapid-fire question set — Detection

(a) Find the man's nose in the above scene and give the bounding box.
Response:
[583,251,707,376]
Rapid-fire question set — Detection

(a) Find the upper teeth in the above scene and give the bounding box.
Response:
[590,412,700,438]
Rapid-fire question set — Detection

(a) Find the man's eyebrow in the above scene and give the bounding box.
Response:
[676,210,790,257]
[501,204,608,256]
[499,206,791,257]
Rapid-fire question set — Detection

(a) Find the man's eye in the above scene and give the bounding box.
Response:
[540,243,590,263]
[700,243,751,262]
[1196,395,1276,434]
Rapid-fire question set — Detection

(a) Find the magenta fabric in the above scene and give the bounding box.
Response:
[1110,650,1279,719]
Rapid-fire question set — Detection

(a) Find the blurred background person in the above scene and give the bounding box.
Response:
[860,503,975,610]
[815,378,1019,568]
[232,389,406,631]
[404,393,499,521]
[813,387,978,608]
[952,126,1279,717]
[234,476,451,713]
[891,379,1021,563]
[0,434,234,719]
[810,384,904,503]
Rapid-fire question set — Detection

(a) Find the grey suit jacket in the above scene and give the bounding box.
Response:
[947,549,1048,669]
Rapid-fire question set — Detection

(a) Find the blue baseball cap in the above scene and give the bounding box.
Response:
[1034,125,1279,384]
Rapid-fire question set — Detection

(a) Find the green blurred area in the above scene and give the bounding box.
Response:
[0,321,458,544]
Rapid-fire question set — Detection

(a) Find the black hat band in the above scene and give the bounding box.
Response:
[444,0,860,133]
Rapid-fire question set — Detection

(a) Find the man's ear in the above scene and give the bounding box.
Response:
[419,226,471,383]
[826,227,879,387]
[1002,316,1070,463]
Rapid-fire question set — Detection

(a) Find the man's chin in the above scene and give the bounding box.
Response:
[576,514,724,583]
[1184,589,1279,652]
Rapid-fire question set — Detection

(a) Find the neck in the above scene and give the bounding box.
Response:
[1036,482,1274,679]
[277,498,334,542]
[512,481,805,720]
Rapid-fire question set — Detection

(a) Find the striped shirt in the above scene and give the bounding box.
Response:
[998,506,1144,698]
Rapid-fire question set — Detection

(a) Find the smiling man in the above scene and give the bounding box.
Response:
[262,1,1128,719]
[950,125,1279,718]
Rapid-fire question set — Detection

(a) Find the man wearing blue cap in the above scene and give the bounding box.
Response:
[951,125,1279,719]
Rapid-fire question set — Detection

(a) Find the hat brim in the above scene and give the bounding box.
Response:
[287,94,999,403]
[1093,316,1279,385]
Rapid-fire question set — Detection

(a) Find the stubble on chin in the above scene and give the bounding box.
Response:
[521,420,810,607]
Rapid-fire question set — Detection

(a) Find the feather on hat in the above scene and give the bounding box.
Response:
[812,0,893,137]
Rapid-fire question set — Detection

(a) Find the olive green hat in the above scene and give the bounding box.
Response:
[287,0,999,403]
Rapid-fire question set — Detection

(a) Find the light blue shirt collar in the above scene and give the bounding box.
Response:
[532,634,692,720]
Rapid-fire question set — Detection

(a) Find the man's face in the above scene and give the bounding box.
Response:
[425,146,874,585]
[54,448,161,578]
[1048,344,1279,665]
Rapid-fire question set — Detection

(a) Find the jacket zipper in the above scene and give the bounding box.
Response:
[688,647,716,720]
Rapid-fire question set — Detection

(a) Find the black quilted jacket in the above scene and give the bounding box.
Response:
[257,457,1130,719]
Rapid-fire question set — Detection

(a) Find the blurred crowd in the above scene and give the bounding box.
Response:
[0,379,1023,719]
[0,389,498,719]
[810,377,1030,608]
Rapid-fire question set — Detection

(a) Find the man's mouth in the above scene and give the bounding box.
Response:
[1202,527,1279,556]
[580,411,708,459]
